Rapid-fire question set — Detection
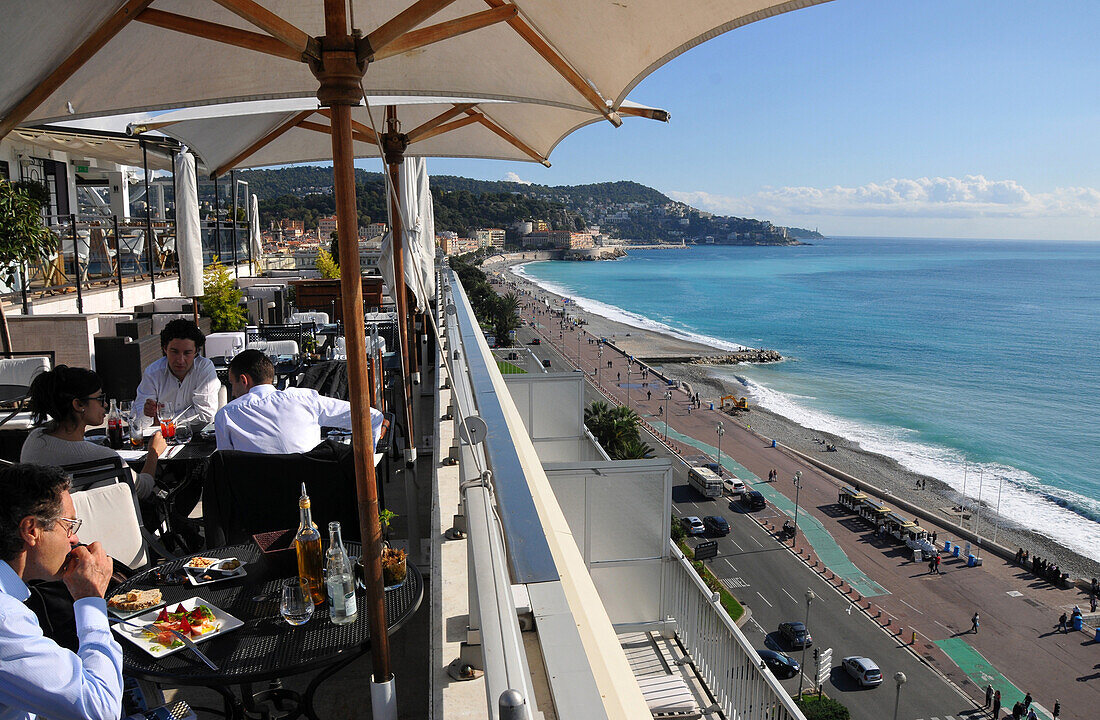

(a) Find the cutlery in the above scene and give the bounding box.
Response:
[111,618,219,670]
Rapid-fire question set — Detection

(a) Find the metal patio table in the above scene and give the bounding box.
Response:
[114,542,423,719]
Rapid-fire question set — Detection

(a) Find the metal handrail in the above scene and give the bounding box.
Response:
[665,541,808,720]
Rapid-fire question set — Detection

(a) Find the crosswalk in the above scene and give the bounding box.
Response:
[912,716,960,720]
[720,577,750,589]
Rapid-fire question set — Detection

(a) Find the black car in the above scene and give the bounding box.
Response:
[757,649,800,679]
[778,621,813,649]
[742,491,766,510]
[703,515,730,536]
[528,338,541,345]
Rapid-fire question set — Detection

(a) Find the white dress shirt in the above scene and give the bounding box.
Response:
[214,384,384,454]
[134,356,221,424]
[0,560,123,720]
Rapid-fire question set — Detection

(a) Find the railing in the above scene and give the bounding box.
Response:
[2,214,253,312]
[664,541,807,720]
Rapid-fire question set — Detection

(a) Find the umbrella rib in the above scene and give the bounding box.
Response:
[213,110,315,176]
[405,104,477,143]
[209,0,321,61]
[316,109,380,144]
[136,8,302,62]
[618,106,671,123]
[0,0,155,140]
[296,118,378,145]
[466,109,549,166]
[482,0,620,127]
[361,0,461,59]
[370,5,518,62]
[407,114,481,144]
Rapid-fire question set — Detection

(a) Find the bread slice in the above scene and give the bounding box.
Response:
[107,588,163,612]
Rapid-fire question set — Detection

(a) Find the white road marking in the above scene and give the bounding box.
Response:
[900,599,923,614]
[723,558,737,571]
[756,592,773,608]
[751,536,763,546]
[781,588,796,603]
[934,620,952,633]
[730,539,744,552]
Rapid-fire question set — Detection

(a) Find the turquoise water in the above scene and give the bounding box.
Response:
[516,238,1100,561]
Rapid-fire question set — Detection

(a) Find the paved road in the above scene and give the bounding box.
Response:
[512,319,980,720]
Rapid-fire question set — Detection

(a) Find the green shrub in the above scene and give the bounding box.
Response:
[795,694,850,720]
[201,258,247,331]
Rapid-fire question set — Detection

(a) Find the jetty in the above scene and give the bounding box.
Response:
[638,349,783,365]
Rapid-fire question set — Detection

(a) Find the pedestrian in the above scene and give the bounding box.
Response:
[992,690,1001,719]
[929,557,936,575]
[617,371,621,382]
[1053,699,1060,718]
[935,554,941,574]
[647,390,652,401]
[1022,691,1032,712]
[1027,709,1037,720]
[932,531,938,544]
[985,684,994,708]
[1011,701,1022,719]
[1092,594,1098,613]
[971,612,980,633]
[1058,612,1068,633]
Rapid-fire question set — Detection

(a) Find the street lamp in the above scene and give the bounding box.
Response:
[660,391,668,441]
[798,589,815,697]
[715,423,725,476]
[597,347,603,387]
[626,367,632,407]
[892,671,907,720]
[791,471,804,546]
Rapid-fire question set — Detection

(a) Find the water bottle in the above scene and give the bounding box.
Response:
[325,521,358,625]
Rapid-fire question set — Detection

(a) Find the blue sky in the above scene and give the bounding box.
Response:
[402,0,1100,240]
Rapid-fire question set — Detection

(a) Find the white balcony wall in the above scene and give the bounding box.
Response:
[504,373,606,462]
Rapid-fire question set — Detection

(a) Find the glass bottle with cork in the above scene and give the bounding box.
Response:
[325,521,357,625]
[295,483,325,605]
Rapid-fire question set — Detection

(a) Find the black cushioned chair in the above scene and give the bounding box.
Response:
[202,439,362,547]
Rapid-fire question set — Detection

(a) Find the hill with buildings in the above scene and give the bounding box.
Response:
[239,166,822,244]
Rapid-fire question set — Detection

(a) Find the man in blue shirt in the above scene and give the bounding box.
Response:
[0,464,122,720]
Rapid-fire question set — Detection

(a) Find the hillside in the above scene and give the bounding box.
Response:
[238,166,824,243]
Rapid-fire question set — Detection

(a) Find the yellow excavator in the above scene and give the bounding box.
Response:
[720,395,749,412]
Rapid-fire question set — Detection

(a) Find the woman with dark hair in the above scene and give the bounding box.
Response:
[19,365,165,498]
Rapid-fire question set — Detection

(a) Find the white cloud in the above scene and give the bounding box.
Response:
[668,175,1100,221]
[503,171,531,185]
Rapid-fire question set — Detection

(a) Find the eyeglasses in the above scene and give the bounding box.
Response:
[54,517,83,537]
[80,395,107,406]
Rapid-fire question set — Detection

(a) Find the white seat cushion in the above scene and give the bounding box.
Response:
[0,357,50,388]
[71,482,148,570]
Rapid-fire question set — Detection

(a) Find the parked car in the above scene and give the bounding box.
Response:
[528,338,541,345]
[742,491,766,510]
[682,516,706,536]
[724,477,746,495]
[778,621,813,649]
[757,649,800,679]
[841,656,882,687]
[703,515,730,536]
[703,462,724,477]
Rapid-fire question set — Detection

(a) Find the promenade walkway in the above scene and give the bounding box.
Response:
[512,287,1099,720]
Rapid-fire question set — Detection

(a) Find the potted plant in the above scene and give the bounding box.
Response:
[0,179,56,352]
[379,508,398,542]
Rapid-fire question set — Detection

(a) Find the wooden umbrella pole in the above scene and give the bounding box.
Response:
[383,108,417,465]
[316,0,390,683]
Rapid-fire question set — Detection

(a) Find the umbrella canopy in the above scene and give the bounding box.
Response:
[248,193,262,265]
[121,96,667,175]
[1,1,829,135]
[173,150,203,297]
[379,156,431,311]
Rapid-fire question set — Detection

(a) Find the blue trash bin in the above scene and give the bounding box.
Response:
[944,540,952,553]
[967,554,977,567]
[952,545,961,558]
[1073,615,1083,631]
[771,439,777,448]
[709,402,714,410]
[1094,626,1099,642]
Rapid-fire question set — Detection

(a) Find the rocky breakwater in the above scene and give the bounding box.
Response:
[639,349,783,365]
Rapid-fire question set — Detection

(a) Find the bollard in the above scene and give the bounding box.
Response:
[911,630,917,645]
[1095,626,1100,642]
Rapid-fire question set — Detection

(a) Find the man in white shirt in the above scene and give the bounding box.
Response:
[134,319,221,425]
[215,350,384,454]
[0,463,122,720]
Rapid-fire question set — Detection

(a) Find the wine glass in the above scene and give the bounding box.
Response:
[129,412,145,449]
[280,578,314,626]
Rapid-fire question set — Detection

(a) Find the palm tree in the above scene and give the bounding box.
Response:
[615,437,655,460]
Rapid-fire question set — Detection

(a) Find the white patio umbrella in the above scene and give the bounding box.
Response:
[173,150,203,303]
[248,192,262,270]
[0,4,831,715]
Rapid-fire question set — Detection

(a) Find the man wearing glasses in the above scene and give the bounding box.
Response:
[0,464,121,720]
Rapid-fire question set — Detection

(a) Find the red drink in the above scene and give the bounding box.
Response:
[164,419,176,439]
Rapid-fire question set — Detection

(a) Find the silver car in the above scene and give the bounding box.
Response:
[841,656,883,687]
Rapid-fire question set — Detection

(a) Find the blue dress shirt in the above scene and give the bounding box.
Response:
[0,560,123,720]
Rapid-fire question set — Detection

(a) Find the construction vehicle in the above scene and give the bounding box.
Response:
[720,395,750,411]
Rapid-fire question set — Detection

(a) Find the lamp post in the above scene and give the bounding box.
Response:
[597,347,603,387]
[626,367,632,407]
[797,589,815,697]
[791,471,804,546]
[660,391,668,441]
[715,422,725,476]
[892,671,907,720]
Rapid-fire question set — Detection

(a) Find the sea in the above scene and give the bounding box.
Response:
[514,237,1100,562]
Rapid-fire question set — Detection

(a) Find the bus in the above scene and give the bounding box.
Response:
[688,466,723,499]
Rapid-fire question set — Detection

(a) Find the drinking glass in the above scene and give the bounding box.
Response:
[159,402,175,442]
[129,415,144,449]
[280,578,314,626]
[174,422,192,444]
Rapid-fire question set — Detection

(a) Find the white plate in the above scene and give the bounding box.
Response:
[107,595,167,621]
[183,558,247,586]
[111,596,243,658]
